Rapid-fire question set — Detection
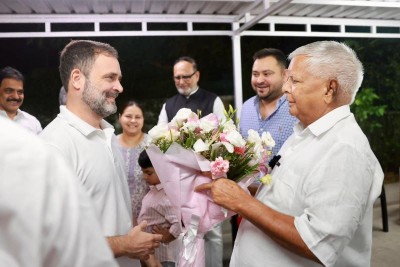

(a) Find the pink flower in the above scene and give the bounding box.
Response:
[210,156,229,179]
[219,133,228,142]
[234,146,246,155]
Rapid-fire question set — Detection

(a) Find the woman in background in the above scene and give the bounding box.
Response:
[117,100,151,225]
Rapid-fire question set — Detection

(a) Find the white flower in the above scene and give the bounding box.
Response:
[248,157,259,167]
[167,128,180,142]
[148,123,180,142]
[211,142,234,153]
[261,132,275,148]
[199,113,219,133]
[247,129,262,144]
[193,139,209,152]
[148,123,169,140]
[225,130,246,148]
[252,143,265,161]
[171,108,197,127]
[221,119,237,133]
[182,119,200,133]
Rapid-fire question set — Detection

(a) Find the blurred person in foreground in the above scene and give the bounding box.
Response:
[117,100,151,225]
[0,116,118,267]
[197,41,384,267]
[0,66,42,134]
[40,39,162,267]
[157,56,225,267]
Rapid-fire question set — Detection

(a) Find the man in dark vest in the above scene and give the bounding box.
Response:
[157,56,225,124]
[157,56,225,267]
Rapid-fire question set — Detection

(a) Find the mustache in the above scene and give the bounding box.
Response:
[105,91,119,98]
[255,82,269,87]
[7,98,22,102]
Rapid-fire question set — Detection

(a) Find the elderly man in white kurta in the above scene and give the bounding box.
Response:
[197,41,383,267]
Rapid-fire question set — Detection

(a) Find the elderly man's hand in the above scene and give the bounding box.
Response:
[195,178,252,213]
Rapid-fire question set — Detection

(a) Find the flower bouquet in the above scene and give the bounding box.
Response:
[146,106,275,267]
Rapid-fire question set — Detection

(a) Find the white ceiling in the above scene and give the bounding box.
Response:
[1,0,399,112]
[0,0,399,19]
[0,0,399,38]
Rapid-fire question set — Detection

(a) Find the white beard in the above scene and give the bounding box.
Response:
[177,86,197,96]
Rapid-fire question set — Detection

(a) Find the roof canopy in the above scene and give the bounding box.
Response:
[1,0,399,112]
[1,0,399,38]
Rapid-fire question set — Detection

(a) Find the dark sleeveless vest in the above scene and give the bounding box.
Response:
[165,88,218,122]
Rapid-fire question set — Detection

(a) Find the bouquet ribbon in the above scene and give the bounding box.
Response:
[180,214,205,266]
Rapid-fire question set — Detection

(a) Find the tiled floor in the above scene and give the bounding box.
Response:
[372,182,400,267]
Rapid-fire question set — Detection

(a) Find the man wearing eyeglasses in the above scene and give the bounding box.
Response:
[157,56,225,124]
[157,56,225,267]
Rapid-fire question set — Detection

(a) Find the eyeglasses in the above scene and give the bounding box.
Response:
[173,71,197,81]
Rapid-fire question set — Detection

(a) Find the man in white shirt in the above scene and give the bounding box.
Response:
[197,41,384,267]
[0,116,118,267]
[40,40,162,267]
[0,66,42,134]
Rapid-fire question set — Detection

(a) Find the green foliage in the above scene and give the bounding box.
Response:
[346,39,400,111]
[226,143,259,182]
[351,87,400,174]
[346,39,400,174]
[351,87,387,133]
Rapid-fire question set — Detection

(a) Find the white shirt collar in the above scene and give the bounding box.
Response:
[294,105,351,137]
[58,105,114,137]
[0,109,24,120]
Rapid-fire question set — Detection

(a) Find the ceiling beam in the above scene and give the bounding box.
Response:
[0,14,235,23]
[234,0,293,34]
[288,0,400,8]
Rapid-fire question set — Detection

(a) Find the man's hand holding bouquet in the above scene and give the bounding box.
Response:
[146,106,275,267]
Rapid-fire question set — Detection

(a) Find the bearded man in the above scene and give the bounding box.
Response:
[40,40,162,267]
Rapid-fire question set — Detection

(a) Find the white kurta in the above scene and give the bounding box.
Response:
[157,87,226,125]
[230,105,384,267]
[0,117,118,267]
[40,106,139,267]
[0,109,42,134]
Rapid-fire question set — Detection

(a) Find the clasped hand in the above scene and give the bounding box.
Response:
[195,178,250,213]
[126,221,163,260]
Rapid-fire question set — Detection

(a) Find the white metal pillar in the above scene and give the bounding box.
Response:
[232,22,243,118]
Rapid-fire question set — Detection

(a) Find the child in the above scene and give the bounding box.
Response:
[138,150,182,267]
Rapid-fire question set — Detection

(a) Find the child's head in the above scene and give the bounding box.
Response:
[138,150,160,186]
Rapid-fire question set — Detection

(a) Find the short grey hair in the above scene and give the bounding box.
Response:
[288,41,363,104]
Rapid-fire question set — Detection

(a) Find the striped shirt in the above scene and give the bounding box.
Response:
[239,95,298,156]
[138,184,182,264]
